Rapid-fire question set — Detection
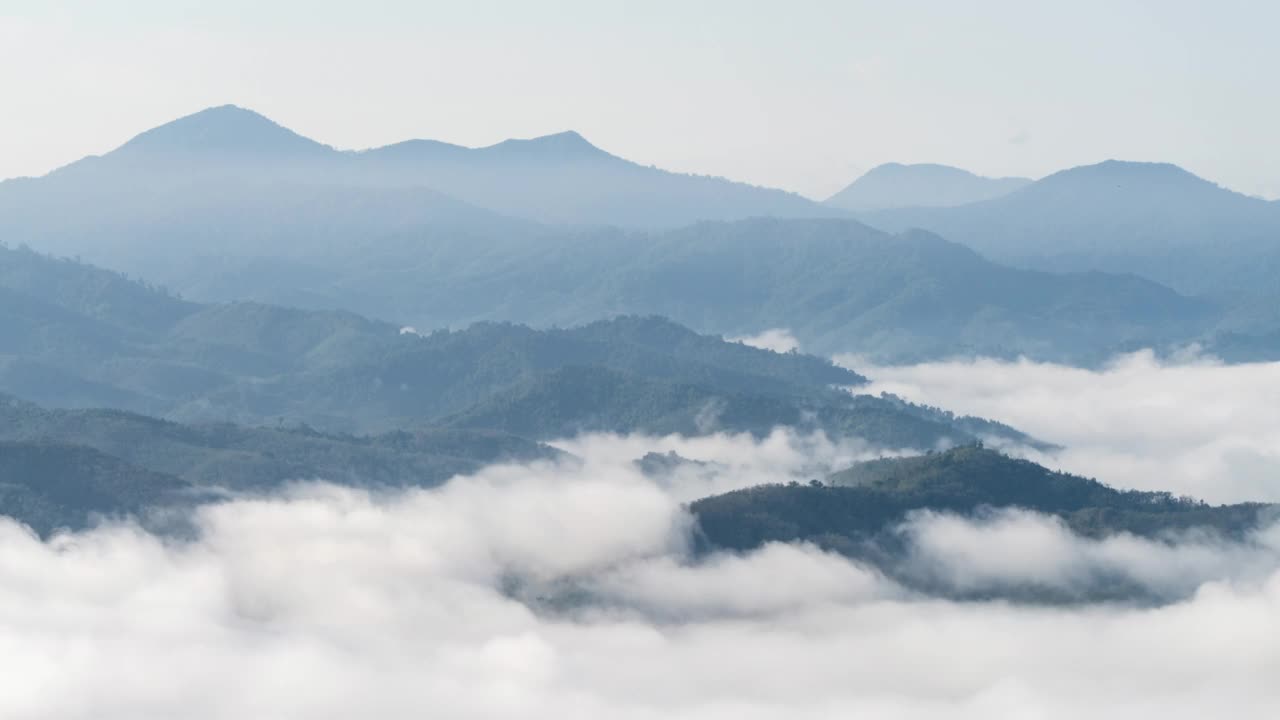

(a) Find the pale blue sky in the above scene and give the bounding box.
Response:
[2,0,1277,198]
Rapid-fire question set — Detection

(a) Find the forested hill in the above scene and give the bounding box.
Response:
[0,440,190,536]
[0,242,1045,451]
[439,365,1017,448]
[194,217,1210,364]
[693,445,1270,556]
[0,392,558,496]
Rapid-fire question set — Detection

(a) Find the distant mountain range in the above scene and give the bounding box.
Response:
[0,105,835,260]
[3,106,1278,362]
[825,163,1031,211]
[1,215,1225,366]
[0,242,1052,452]
[859,160,1280,300]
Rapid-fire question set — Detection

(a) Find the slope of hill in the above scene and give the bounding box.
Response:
[260,315,863,423]
[692,445,1271,600]
[172,318,1015,450]
[860,160,1280,298]
[696,445,1268,546]
[825,163,1031,211]
[439,365,1019,448]
[0,440,191,535]
[0,393,556,494]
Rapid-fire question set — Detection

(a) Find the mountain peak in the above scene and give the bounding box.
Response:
[483,130,609,159]
[865,162,982,178]
[826,163,1031,211]
[114,105,332,158]
[1031,160,1228,197]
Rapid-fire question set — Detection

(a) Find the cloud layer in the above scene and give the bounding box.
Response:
[851,351,1280,504]
[2,428,1279,718]
[727,328,801,354]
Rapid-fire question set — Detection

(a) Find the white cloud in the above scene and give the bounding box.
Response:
[846,350,1280,503]
[727,328,800,354]
[899,508,1280,600]
[551,428,904,502]
[2,427,1279,718]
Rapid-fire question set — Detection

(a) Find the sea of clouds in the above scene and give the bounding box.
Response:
[849,349,1280,504]
[2,417,1279,717]
[5,348,1280,717]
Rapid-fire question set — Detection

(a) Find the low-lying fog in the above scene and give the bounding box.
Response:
[4,397,1280,717]
[849,349,1280,504]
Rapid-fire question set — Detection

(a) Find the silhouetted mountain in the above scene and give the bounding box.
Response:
[111,104,333,161]
[351,128,834,226]
[825,163,1030,211]
[2,110,1255,362]
[861,160,1280,298]
[0,106,841,279]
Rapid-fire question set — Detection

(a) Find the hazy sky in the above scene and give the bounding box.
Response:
[2,0,1278,199]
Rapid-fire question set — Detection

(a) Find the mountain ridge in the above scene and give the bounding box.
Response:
[858,159,1280,298]
[826,162,1031,211]
[1,105,840,232]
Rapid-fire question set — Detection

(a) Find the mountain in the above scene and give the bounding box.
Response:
[0,105,841,279]
[825,163,1031,211]
[860,160,1280,299]
[0,440,191,536]
[0,393,556,496]
[350,129,835,227]
[692,445,1272,600]
[0,244,1044,449]
[0,110,1248,363]
[440,364,1030,448]
[1,215,1223,385]
[339,217,1211,363]
[697,444,1271,548]
[108,104,334,165]
[107,215,1217,364]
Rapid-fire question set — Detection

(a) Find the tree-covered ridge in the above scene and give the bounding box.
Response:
[0,440,191,536]
[441,365,975,447]
[255,217,1209,364]
[0,243,857,412]
[0,393,557,493]
[0,243,197,332]
[692,446,1271,556]
[0,243,1022,449]
[257,315,867,430]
